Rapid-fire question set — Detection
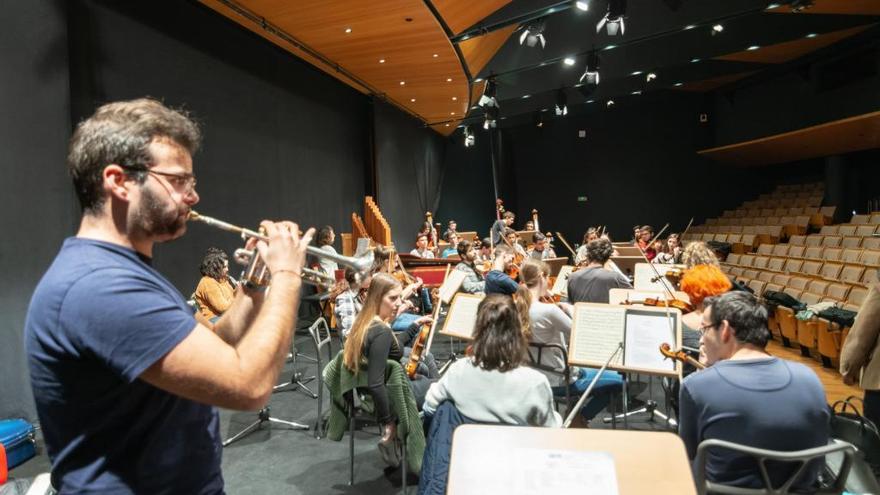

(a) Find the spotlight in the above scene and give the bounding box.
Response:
[606,99,615,107]
[646,72,657,82]
[563,57,576,66]
[790,0,813,12]
[579,50,600,86]
[575,1,589,11]
[483,106,499,129]
[534,111,544,128]
[519,19,547,48]
[463,126,475,147]
[712,24,724,35]
[597,0,626,36]
[555,90,568,116]
[478,78,498,108]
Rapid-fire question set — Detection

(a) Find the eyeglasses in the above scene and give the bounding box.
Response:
[121,165,197,193]
[698,322,717,335]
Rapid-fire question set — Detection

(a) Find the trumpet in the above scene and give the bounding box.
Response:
[188,210,374,289]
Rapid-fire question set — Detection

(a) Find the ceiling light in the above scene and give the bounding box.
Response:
[712,24,724,35]
[445,123,450,127]
[464,126,475,147]
[790,0,813,13]
[586,99,595,103]
[451,111,456,115]
[519,19,547,48]
[522,94,531,99]
[555,90,568,116]
[484,106,499,130]
[379,59,386,63]
[597,0,626,36]
[344,27,352,33]
[564,57,576,66]
[410,98,416,102]
[606,99,615,107]
[747,45,760,51]
[766,2,781,9]
[478,78,498,108]
[683,24,696,30]
[631,70,642,76]
[452,96,458,101]
[432,53,438,58]
[534,111,544,128]
[806,33,817,38]
[579,50,600,87]
[400,81,406,85]
[575,1,589,11]
[474,78,483,82]
[673,82,683,87]
[691,58,701,63]
[631,90,642,95]
[447,78,453,82]
[646,72,657,82]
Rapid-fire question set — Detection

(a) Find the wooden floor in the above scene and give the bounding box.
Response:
[766,340,863,410]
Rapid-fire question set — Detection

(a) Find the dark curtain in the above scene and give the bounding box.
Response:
[373,100,446,249]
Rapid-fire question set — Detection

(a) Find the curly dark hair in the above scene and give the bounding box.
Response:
[199,247,228,280]
[470,295,528,372]
[586,238,614,264]
[316,225,334,247]
[68,98,201,213]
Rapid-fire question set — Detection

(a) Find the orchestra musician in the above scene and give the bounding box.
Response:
[490,211,515,245]
[527,232,557,260]
[652,233,682,264]
[517,260,623,426]
[678,291,829,490]
[442,220,457,242]
[504,228,528,258]
[334,266,372,338]
[567,238,633,304]
[523,220,535,231]
[475,237,492,264]
[678,264,733,353]
[423,294,561,427]
[341,272,439,466]
[410,233,435,259]
[25,99,314,493]
[574,228,599,265]
[636,225,657,261]
[453,239,486,294]
[485,246,519,296]
[193,247,236,324]
[440,232,459,258]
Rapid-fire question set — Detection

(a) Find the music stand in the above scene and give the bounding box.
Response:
[222,405,308,447]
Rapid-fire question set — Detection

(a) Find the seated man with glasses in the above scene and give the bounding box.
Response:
[678,291,829,490]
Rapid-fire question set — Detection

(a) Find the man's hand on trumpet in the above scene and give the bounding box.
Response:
[254,221,315,281]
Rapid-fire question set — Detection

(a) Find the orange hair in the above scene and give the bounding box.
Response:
[679,264,732,308]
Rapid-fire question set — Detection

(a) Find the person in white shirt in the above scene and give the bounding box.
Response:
[527,232,557,260]
[315,225,339,275]
[409,233,435,259]
[423,294,561,427]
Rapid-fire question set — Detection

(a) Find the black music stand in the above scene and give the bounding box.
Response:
[222,406,308,447]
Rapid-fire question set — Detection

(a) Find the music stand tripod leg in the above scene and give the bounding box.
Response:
[222,406,309,448]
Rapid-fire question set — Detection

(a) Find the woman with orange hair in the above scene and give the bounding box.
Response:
[679,264,733,351]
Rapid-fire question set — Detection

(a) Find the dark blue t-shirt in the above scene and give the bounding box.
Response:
[679,357,829,490]
[484,270,519,296]
[25,238,223,494]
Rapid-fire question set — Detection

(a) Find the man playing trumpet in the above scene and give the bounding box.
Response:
[25,98,312,494]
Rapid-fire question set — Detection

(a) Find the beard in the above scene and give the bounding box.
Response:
[131,185,188,241]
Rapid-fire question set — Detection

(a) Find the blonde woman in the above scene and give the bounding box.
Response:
[342,273,437,458]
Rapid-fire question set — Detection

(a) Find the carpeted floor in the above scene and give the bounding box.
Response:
[9,328,676,494]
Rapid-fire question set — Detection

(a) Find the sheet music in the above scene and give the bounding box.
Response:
[441,294,484,340]
[623,311,677,372]
[355,237,371,256]
[463,449,619,495]
[570,304,625,366]
[438,269,466,304]
[552,265,574,297]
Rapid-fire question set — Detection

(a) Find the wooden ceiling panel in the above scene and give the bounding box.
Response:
[458,25,518,77]
[200,0,469,132]
[698,111,880,166]
[430,0,512,35]
[768,0,880,16]
[715,25,873,64]
[676,71,758,92]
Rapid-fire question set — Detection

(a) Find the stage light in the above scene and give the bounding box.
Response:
[519,19,547,48]
[579,50,600,86]
[646,72,657,82]
[712,24,724,35]
[673,82,683,87]
[747,45,760,51]
[607,99,615,107]
[464,126,475,147]
[597,0,626,36]
[555,90,568,116]
[534,111,544,128]
[806,33,817,38]
[790,0,813,12]
[483,106,499,129]
[478,78,498,108]
[563,57,576,66]
[575,1,589,11]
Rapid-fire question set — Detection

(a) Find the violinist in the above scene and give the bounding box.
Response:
[490,211,515,245]
[410,233,435,259]
[518,260,623,426]
[527,232,557,260]
[523,220,535,232]
[442,220,458,243]
[678,264,733,354]
[575,228,599,265]
[485,246,519,296]
[504,228,528,258]
[637,225,657,261]
[453,239,485,294]
[653,233,682,264]
[341,273,440,466]
[334,266,372,338]
[567,238,632,304]
[473,237,491,264]
[440,233,459,258]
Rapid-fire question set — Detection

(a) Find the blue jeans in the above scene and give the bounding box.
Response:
[552,368,624,421]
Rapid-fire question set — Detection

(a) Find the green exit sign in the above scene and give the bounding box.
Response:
[577,196,588,202]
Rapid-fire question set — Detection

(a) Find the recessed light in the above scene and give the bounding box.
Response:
[806,33,818,38]
[410,98,416,102]
[400,81,406,85]
[563,57,576,66]
[474,78,483,82]
[344,27,352,33]
[575,1,589,11]
[691,58,701,63]
[522,94,531,99]
[766,3,781,9]
[445,123,450,127]
[451,112,456,115]
[674,82,684,86]
[747,45,760,51]
[631,90,642,95]
[452,97,458,101]
[631,70,642,76]
[433,53,438,58]
[586,99,595,103]
[603,45,617,51]
[684,24,696,30]
[712,24,724,33]
[379,59,385,63]
[446,78,452,82]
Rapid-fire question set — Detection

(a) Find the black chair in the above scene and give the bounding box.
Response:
[526,342,572,411]
[307,317,333,438]
[343,387,409,494]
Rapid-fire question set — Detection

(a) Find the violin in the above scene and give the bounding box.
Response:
[405,322,431,378]
[651,268,685,287]
[623,296,694,314]
[659,343,705,370]
[540,294,561,304]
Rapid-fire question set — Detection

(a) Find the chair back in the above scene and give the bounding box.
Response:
[527,342,571,410]
[694,438,854,495]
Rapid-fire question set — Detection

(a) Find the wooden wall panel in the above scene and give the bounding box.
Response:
[458,25,517,76]
[430,0,511,35]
